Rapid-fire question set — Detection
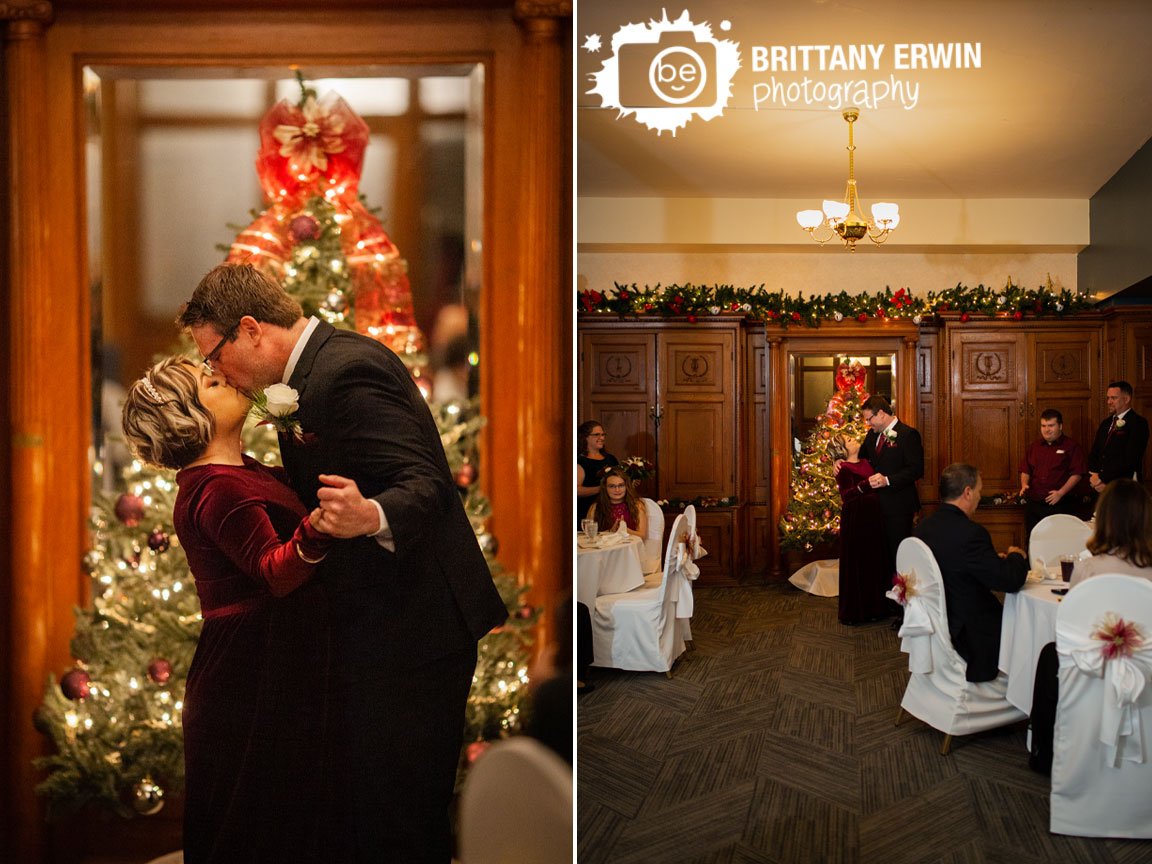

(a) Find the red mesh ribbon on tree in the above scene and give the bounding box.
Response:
[226,88,424,360]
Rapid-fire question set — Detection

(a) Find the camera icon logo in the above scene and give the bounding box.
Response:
[587,10,741,136]
[619,32,717,109]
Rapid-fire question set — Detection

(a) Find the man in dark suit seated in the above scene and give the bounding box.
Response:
[1087,379,1150,493]
[913,463,1028,682]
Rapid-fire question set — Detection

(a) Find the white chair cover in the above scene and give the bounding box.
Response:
[894,538,1026,742]
[1029,514,1092,573]
[641,497,664,575]
[592,514,689,673]
[458,736,573,863]
[1051,574,1152,838]
[680,505,707,642]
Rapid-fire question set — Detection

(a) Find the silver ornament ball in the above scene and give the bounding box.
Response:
[132,776,165,815]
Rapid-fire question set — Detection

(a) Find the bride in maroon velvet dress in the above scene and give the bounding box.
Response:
[835,435,895,625]
[122,357,334,864]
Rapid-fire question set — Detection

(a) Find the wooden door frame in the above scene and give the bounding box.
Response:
[765,319,920,576]
[1,3,570,859]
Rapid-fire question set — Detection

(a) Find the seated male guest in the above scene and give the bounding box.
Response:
[914,463,1028,682]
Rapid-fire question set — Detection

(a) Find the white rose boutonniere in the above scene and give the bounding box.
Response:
[251,384,311,443]
[1115,417,1126,429]
[884,428,898,443]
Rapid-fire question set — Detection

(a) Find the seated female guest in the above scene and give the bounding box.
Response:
[1069,478,1152,586]
[833,435,894,625]
[587,467,647,540]
[122,357,336,863]
[577,420,618,527]
[1029,478,1152,775]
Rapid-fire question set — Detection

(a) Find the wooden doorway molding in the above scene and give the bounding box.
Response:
[765,319,919,576]
[1,3,570,860]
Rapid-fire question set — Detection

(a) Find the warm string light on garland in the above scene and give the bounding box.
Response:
[578,277,1089,326]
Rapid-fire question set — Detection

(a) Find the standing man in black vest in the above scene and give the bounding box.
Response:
[1088,380,1149,492]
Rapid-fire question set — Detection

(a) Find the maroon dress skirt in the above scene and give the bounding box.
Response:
[173,457,331,864]
[836,459,895,624]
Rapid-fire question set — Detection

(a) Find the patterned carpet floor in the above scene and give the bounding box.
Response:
[577,584,1152,864]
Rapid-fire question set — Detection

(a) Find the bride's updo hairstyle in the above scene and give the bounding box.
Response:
[122,357,215,470]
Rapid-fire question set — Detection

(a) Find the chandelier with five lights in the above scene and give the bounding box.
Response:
[796,108,899,251]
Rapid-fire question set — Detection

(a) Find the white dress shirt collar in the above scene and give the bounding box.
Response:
[282,316,321,385]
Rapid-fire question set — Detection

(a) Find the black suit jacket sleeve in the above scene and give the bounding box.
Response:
[959,522,1028,593]
[326,355,456,551]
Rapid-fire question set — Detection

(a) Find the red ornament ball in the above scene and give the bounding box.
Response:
[147,528,170,553]
[115,494,146,527]
[960,312,971,323]
[147,658,172,685]
[1013,310,1023,321]
[454,463,477,489]
[288,214,321,244]
[466,740,491,765]
[856,313,868,323]
[61,668,91,700]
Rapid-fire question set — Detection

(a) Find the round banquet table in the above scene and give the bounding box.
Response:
[576,534,645,610]
[999,580,1065,714]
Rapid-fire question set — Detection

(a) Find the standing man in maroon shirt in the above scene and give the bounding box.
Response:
[1018,408,1087,536]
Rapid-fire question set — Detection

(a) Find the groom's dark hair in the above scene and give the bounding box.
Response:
[177,263,302,332]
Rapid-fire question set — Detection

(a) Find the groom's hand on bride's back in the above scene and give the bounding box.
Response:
[316,474,381,538]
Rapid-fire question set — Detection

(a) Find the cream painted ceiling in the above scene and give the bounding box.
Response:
[576,0,1152,201]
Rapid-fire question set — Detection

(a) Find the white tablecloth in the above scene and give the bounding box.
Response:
[788,559,839,597]
[999,580,1064,713]
[576,535,644,609]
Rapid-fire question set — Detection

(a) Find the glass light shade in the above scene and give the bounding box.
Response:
[822,199,849,223]
[871,202,900,227]
[796,209,824,229]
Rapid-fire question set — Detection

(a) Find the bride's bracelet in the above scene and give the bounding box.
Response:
[295,544,327,564]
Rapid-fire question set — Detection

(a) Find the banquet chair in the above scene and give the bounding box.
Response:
[458,736,572,863]
[640,497,664,577]
[1029,514,1092,573]
[592,513,689,675]
[1050,574,1152,838]
[893,538,1026,755]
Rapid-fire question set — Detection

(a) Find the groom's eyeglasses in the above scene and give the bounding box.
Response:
[202,325,239,375]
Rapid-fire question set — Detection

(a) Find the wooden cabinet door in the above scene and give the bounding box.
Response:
[1029,330,1099,457]
[579,332,657,497]
[658,330,736,499]
[949,331,1028,494]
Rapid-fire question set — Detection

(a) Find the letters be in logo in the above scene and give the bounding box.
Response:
[619,32,717,108]
[587,10,740,136]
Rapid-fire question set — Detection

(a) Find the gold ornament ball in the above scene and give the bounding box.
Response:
[132,777,165,815]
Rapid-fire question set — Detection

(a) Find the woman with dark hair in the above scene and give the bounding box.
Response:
[587,467,648,539]
[1030,478,1152,774]
[1070,478,1152,586]
[576,419,618,527]
[122,356,335,863]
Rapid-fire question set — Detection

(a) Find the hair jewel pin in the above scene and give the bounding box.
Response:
[140,377,164,404]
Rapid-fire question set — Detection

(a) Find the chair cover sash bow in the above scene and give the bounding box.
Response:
[686,529,707,562]
[887,571,935,673]
[1058,613,1152,766]
[669,542,696,619]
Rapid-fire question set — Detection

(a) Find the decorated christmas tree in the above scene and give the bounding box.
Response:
[778,361,871,552]
[34,79,533,819]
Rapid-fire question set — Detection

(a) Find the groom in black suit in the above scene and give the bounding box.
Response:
[859,395,925,563]
[180,264,508,863]
[1087,380,1149,492]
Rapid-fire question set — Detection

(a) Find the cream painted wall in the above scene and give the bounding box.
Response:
[576,250,1079,297]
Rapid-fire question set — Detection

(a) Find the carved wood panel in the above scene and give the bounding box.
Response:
[745,504,773,577]
[747,331,770,500]
[1033,332,1095,395]
[693,510,736,586]
[579,332,657,467]
[661,336,729,395]
[956,334,1024,393]
[952,399,1020,492]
